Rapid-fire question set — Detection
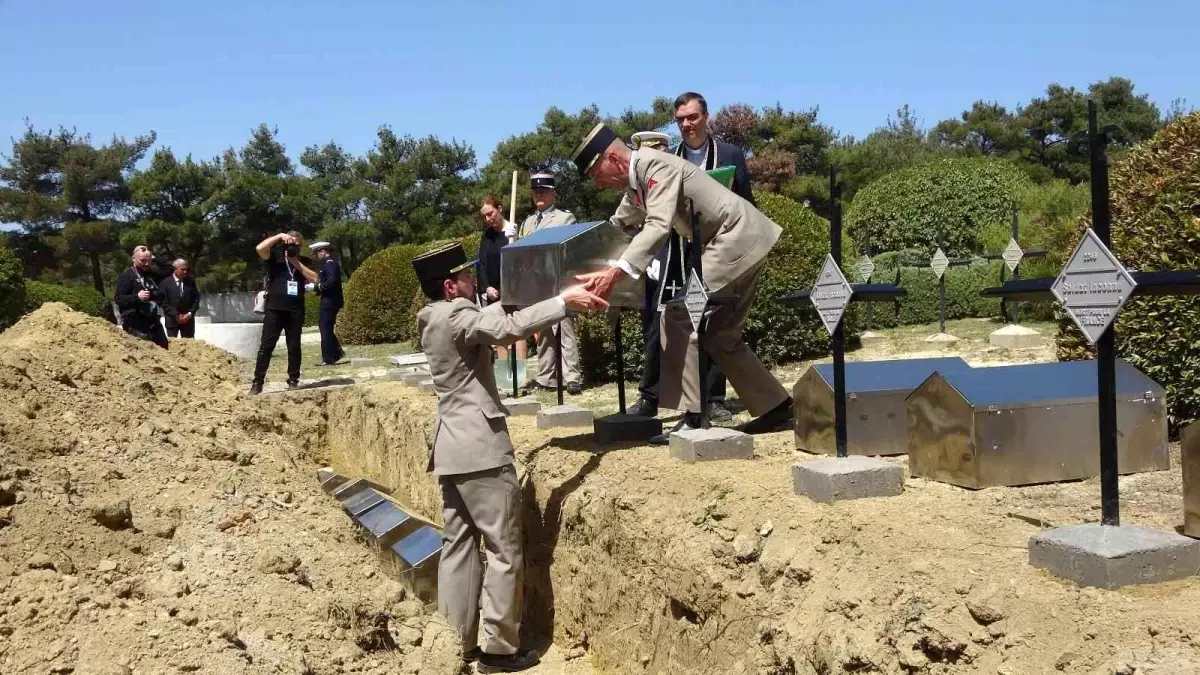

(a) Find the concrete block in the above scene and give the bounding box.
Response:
[350,357,373,367]
[536,405,594,430]
[1029,523,1200,589]
[402,370,429,385]
[924,332,960,344]
[594,413,663,444]
[389,353,429,367]
[418,379,437,393]
[989,324,1043,349]
[501,397,541,416]
[1183,421,1200,537]
[859,331,887,344]
[792,456,904,504]
[670,427,754,463]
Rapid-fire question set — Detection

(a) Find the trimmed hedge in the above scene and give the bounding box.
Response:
[23,280,106,318]
[1056,112,1200,433]
[339,235,479,345]
[847,157,1030,257]
[304,293,320,328]
[0,247,26,331]
[577,191,852,383]
[857,252,1002,328]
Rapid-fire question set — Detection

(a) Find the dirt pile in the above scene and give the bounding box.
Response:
[0,304,461,674]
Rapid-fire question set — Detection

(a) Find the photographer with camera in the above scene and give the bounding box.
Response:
[249,231,318,395]
[114,245,169,349]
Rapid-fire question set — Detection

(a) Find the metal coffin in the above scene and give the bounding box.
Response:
[500,221,644,308]
[908,359,1169,488]
[794,357,972,456]
[1183,421,1200,537]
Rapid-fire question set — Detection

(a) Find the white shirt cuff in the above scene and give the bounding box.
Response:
[614,259,641,280]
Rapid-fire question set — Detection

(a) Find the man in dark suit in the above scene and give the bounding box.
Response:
[162,258,201,339]
[114,245,169,349]
[307,241,345,366]
[628,92,755,428]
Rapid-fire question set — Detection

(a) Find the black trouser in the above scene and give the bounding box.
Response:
[318,304,344,364]
[254,309,304,384]
[166,320,195,338]
[125,319,169,349]
[639,266,727,406]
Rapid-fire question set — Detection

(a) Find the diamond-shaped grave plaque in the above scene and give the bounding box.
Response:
[856,255,875,283]
[683,269,709,333]
[391,526,442,568]
[1002,238,1024,273]
[930,248,949,279]
[810,254,853,336]
[1051,228,1137,345]
[342,489,386,517]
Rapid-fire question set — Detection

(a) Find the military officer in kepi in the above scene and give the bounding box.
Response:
[573,123,795,443]
[517,171,584,395]
[307,241,345,366]
[413,242,606,672]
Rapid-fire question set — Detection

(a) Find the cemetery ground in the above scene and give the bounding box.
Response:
[4,305,1197,674]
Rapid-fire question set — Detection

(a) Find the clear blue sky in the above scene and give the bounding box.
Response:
[1,0,1197,175]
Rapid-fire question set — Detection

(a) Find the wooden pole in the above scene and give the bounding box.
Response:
[508,170,519,243]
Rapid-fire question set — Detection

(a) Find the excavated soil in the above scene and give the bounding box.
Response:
[0,305,466,675]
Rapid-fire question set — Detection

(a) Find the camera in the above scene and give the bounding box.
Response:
[284,243,300,257]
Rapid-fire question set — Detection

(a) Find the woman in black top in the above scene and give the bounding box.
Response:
[477,196,528,371]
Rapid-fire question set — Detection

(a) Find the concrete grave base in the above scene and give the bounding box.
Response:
[989,324,1043,349]
[418,379,437,393]
[792,456,904,504]
[670,427,754,463]
[1028,523,1200,589]
[594,413,663,444]
[924,332,961,344]
[501,397,542,417]
[536,405,594,430]
[350,358,373,367]
[401,370,430,385]
[859,331,888,344]
[389,353,428,367]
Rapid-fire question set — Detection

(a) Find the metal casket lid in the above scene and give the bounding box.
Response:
[914,359,1164,409]
[500,220,642,307]
[810,357,971,394]
[503,220,603,249]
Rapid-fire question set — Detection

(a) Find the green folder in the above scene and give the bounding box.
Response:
[706,165,735,189]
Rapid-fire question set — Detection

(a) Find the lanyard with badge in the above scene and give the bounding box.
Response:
[285,260,299,297]
[135,269,158,313]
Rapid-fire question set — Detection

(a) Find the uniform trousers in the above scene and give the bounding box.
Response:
[438,464,523,655]
[657,260,788,416]
[534,317,580,387]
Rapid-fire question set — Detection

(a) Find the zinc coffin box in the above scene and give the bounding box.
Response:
[907,359,1169,488]
[500,221,644,308]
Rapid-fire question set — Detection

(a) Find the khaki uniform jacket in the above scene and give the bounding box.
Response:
[417,296,567,476]
[609,150,782,292]
[518,205,576,240]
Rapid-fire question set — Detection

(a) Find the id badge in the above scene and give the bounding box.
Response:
[287,280,299,297]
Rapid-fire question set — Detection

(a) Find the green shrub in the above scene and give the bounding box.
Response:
[0,247,26,331]
[859,252,1002,328]
[304,293,320,328]
[847,157,1030,257]
[23,280,107,318]
[339,235,479,345]
[1056,112,1200,433]
[577,191,853,384]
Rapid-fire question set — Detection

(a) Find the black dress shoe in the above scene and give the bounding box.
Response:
[286,380,300,390]
[738,398,794,435]
[649,413,701,446]
[566,381,582,395]
[477,648,541,672]
[627,397,658,418]
[248,381,263,396]
[709,401,733,423]
[462,647,482,663]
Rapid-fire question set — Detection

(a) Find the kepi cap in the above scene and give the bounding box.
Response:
[530,172,555,190]
[632,131,671,151]
[571,123,619,175]
[412,242,477,299]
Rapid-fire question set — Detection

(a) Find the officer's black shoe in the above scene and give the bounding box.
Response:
[286,380,300,390]
[628,397,658,418]
[567,381,582,395]
[477,647,541,672]
[649,413,702,446]
[738,398,794,435]
[709,401,734,423]
[248,381,263,396]
[462,647,482,663]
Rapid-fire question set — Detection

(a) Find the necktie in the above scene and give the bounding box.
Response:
[536,212,543,229]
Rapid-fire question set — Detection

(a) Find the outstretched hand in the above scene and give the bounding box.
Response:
[559,284,609,313]
[575,266,626,302]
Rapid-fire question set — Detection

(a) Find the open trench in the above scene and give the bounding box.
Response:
[294,381,1200,675]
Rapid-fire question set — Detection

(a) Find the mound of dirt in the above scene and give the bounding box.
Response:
[0,305,461,674]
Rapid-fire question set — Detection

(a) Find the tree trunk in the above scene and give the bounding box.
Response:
[89,251,105,296]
